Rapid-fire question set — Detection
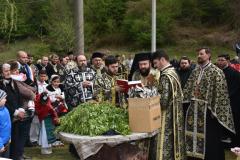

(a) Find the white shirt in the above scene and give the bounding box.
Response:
[37,81,48,94]
[47,87,65,103]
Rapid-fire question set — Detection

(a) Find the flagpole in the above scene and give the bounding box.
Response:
[151,0,156,52]
[75,0,84,55]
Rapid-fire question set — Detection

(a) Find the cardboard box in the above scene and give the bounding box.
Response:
[128,96,161,132]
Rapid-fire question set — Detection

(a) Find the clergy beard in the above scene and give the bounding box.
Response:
[180,66,190,71]
[197,57,204,64]
[139,68,150,77]
[197,58,209,65]
[79,64,87,72]
[107,70,115,77]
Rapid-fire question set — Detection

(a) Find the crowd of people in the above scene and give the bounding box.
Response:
[0,47,240,160]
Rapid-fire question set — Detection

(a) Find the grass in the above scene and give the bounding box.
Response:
[0,38,50,63]
[24,145,75,160]
[163,45,236,61]
[0,38,237,63]
[24,145,238,160]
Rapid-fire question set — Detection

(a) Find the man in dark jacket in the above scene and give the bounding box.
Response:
[17,51,35,87]
[217,54,240,147]
[36,56,56,80]
[0,63,34,160]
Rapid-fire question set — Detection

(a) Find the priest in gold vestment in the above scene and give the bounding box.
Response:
[152,50,185,160]
[183,47,235,160]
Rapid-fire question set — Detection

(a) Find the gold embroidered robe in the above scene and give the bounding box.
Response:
[157,66,185,160]
[183,63,235,159]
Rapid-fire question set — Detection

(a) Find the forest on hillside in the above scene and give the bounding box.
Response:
[0,0,240,53]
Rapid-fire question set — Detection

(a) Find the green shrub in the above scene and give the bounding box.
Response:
[122,0,182,48]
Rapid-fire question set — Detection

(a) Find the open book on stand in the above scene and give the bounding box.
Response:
[116,79,142,93]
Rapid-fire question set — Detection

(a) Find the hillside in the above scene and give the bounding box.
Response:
[0,24,238,64]
[0,0,239,54]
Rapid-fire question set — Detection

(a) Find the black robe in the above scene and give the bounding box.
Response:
[177,67,193,89]
[177,66,194,123]
[223,66,240,146]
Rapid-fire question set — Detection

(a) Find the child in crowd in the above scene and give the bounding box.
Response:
[37,70,48,94]
[0,89,11,158]
[46,75,68,116]
[35,91,60,154]
[30,70,49,145]
[9,60,27,82]
[36,74,65,154]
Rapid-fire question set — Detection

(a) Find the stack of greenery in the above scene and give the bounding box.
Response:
[55,103,130,136]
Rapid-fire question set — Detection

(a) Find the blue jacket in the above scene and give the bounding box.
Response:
[0,106,11,148]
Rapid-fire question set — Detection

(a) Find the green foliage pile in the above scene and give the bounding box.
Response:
[55,103,130,136]
[0,0,239,51]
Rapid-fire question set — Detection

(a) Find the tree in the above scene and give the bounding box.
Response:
[122,0,182,48]
[0,0,17,42]
[44,0,75,53]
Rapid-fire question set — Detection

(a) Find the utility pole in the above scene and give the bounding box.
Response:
[75,0,84,55]
[151,0,156,52]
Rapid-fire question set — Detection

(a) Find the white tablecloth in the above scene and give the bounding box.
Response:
[59,130,158,160]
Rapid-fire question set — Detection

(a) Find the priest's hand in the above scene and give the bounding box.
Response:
[82,81,92,88]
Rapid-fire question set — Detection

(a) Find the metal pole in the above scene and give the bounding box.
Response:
[151,0,156,52]
[75,0,84,55]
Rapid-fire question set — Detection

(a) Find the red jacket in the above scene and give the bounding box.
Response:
[35,94,59,125]
[230,64,240,72]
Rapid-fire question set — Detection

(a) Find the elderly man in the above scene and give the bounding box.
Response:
[0,63,35,160]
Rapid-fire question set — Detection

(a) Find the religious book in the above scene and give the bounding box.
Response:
[116,79,142,93]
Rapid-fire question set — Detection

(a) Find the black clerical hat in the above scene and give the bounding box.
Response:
[128,52,152,81]
[135,52,152,62]
[91,52,104,59]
